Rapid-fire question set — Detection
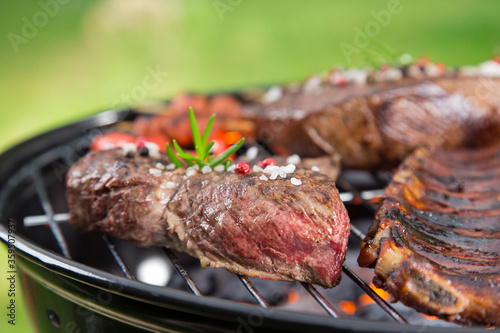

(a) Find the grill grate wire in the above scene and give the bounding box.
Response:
[102,234,135,280]
[163,248,203,296]
[20,146,410,325]
[30,165,72,259]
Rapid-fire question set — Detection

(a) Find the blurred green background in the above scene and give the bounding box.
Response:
[0,0,499,332]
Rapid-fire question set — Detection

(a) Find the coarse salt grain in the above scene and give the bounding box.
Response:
[263,165,295,180]
[259,175,268,181]
[407,65,425,78]
[165,181,176,189]
[186,167,197,177]
[269,167,281,180]
[382,67,403,81]
[145,142,160,159]
[329,70,346,86]
[263,165,279,174]
[122,143,137,155]
[290,109,306,120]
[345,69,368,85]
[201,165,212,174]
[155,162,165,170]
[227,164,236,172]
[283,164,296,174]
[149,168,162,177]
[291,177,302,186]
[261,85,282,104]
[192,164,200,170]
[311,165,320,172]
[252,165,263,172]
[245,146,259,160]
[214,165,225,172]
[166,163,176,170]
[424,63,443,78]
[478,60,500,77]
[286,154,301,165]
[459,65,480,77]
[304,75,322,92]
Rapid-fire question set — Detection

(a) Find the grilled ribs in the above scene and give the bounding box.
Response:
[66,149,350,288]
[358,145,500,326]
[243,75,500,169]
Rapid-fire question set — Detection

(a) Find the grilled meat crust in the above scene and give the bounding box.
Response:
[358,145,500,326]
[244,76,500,169]
[66,149,350,288]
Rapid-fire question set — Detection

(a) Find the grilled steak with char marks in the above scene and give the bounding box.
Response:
[243,76,500,169]
[66,149,350,288]
[358,145,500,326]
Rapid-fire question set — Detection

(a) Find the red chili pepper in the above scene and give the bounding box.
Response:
[143,134,169,152]
[435,62,446,75]
[258,158,276,168]
[417,56,430,69]
[380,64,392,72]
[329,70,346,86]
[235,161,250,174]
[211,138,229,156]
[90,132,137,151]
[135,137,148,149]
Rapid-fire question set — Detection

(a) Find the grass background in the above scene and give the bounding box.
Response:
[0,0,499,332]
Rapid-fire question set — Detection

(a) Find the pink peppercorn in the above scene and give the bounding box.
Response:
[235,161,250,174]
[257,158,276,168]
[136,137,148,149]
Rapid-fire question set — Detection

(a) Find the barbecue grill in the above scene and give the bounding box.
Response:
[0,108,491,333]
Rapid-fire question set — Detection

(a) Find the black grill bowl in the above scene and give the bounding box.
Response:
[0,109,491,333]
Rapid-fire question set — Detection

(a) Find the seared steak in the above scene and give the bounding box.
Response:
[66,149,350,288]
[358,145,500,326]
[243,76,500,169]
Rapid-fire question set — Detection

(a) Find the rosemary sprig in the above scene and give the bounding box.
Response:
[358,39,411,68]
[165,107,244,169]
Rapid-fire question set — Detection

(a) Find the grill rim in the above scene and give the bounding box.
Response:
[0,108,487,332]
[0,108,134,189]
[1,225,477,333]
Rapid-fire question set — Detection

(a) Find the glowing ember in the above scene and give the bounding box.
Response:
[421,314,439,321]
[339,300,357,315]
[287,289,300,305]
[357,283,391,307]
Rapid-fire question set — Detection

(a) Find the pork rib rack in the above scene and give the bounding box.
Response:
[66,149,350,288]
[358,145,500,326]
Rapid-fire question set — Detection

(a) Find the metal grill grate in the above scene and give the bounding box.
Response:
[18,145,411,326]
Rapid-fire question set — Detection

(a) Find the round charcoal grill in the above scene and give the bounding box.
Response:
[0,108,489,333]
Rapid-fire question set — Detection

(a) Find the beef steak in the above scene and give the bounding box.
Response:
[66,149,350,288]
